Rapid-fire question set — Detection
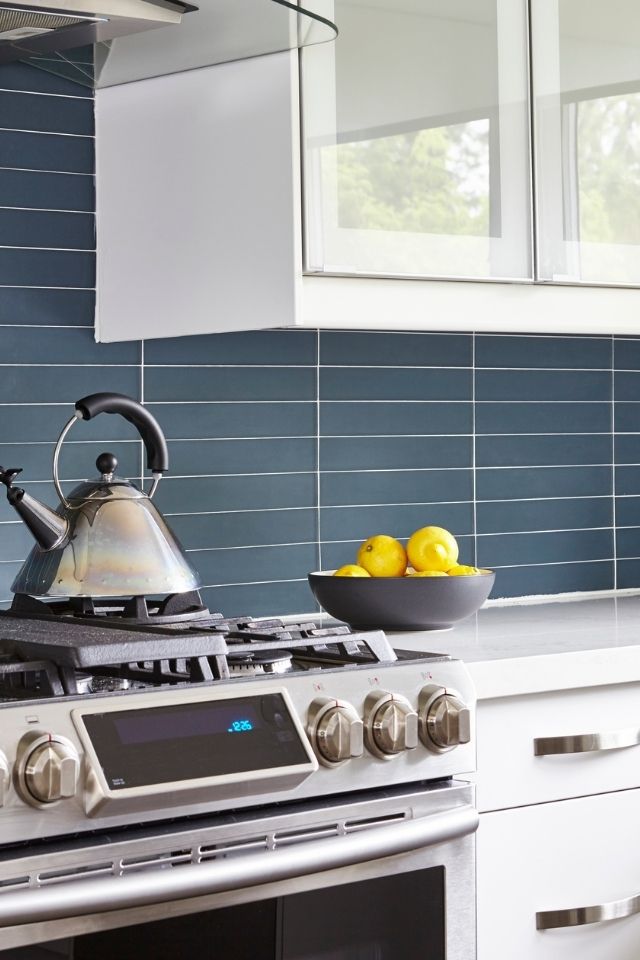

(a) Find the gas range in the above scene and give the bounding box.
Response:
[0,591,475,848]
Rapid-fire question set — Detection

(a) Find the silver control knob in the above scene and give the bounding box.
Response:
[308,698,363,765]
[0,751,9,807]
[365,691,418,758]
[22,737,80,805]
[419,685,471,753]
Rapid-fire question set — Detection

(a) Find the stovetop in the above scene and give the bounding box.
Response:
[0,591,474,846]
[0,592,448,703]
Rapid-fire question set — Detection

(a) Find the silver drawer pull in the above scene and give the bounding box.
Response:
[537,893,640,930]
[534,727,640,757]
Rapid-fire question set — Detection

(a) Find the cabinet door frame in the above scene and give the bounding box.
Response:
[300,273,640,334]
[300,0,533,283]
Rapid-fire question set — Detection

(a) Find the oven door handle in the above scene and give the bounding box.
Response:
[0,804,478,927]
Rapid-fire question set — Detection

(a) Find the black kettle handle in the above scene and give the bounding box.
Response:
[75,393,169,473]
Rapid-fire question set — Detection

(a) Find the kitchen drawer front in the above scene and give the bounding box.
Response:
[478,789,640,960]
[476,682,640,812]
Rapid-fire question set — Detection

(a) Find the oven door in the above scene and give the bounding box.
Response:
[0,781,476,960]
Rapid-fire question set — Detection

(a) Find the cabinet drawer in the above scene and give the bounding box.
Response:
[476,682,640,811]
[478,789,640,960]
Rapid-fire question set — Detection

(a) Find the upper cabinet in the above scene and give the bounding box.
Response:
[532,0,640,285]
[301,0,532,282]
[94,0,640,341]
[302,0,640,294]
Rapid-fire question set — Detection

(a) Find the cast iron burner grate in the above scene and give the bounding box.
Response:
[0,592,426,702]
[7,591,216,626]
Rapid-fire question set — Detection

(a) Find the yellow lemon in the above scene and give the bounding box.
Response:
[333,564,371,577]
[411,570,447,577]
[357,535,407,578]
[407,526,458,572]
[448,564,481,576]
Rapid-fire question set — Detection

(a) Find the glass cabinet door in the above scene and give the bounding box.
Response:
[532,0,640,284]
[301,0,532,281]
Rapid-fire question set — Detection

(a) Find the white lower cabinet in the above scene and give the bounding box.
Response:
[477,787,640,959]
[476,683,640,812]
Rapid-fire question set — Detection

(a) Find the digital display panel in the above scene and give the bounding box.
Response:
[81,694,310,791]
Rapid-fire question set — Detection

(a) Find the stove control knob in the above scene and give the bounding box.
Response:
[419,685,471,752]
[365,691,418,758]
[308,698,363,765]
[0,752,9,807]
[23,737,80,805]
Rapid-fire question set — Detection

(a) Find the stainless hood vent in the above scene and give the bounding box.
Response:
[0,0,188,65]
[0,8,94,40]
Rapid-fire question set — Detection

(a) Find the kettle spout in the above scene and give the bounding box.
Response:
[0,466,68,551]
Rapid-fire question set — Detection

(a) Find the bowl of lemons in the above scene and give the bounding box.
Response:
[308,526,495,631]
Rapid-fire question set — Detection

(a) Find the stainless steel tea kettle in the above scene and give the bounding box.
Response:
[0,393,201,598]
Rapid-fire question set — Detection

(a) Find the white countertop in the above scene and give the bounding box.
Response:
[387,593,640,700]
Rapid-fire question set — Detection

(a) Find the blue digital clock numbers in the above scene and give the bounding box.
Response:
[228,719,254,733]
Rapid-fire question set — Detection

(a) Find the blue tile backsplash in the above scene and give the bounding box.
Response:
[2,62,640,618]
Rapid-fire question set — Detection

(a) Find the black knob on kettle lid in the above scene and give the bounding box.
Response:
[96,453,118,476]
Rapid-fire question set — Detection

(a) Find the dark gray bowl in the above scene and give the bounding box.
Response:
[308,569,495,631]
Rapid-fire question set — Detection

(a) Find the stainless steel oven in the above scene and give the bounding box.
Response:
[0,606,478,959]
[0,780,476,959]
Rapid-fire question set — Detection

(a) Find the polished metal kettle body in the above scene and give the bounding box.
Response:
[0,393,201,598]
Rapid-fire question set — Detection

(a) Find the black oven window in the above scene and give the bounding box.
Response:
[281,866,445,959]
[52,865,445,960]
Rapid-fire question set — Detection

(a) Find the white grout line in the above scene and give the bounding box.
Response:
[318,467,469,474]
[0,166,93,177]
[321,329,612,342]
[198,578,309,589]
[477,494,612,503]
[315,328,323,573]
[0,205,93,215]
[0,324,92,329]
[161,497,617,517]
[186,541,316,553]
[0,363,136,367]
[0,87,93,101]
[477,526,613,537]
[0,245,95,252]
[142,400,316,405]
[162,470,316,479]
[471,331,479,567]
[0,439,139,444]
[0,425,622,439]
[491,557,613,570]
[320,364,612,372]
[1,495,619,519]
[140,340,145,489]
[146,363,317,368]
[611,335,618,590]
[318,526,611,545]
[476,463,612,470]
[0,127,94,139]
[164,506,316,516]
[0,464,624,476]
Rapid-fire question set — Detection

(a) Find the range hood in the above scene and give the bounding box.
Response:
[0,0,189,62]
[2,0,337,88]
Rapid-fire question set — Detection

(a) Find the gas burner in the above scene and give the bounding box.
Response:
[228,649,294,677]
[76,675,133,695]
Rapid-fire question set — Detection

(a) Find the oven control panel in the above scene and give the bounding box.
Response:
[0,658,475,843]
